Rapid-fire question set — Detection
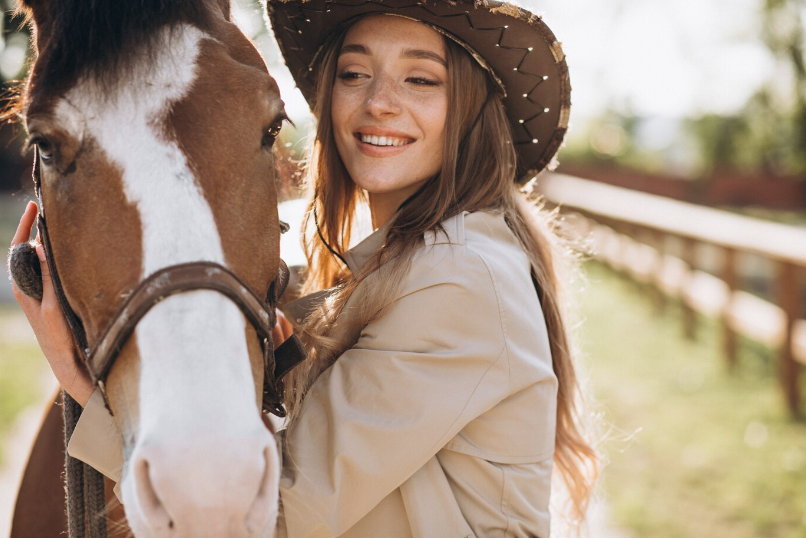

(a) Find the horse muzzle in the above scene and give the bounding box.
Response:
[124,433,280,538]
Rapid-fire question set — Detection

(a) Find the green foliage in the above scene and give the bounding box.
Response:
[684,114,748,174]
[562,111,658,173]
[1,0,33,82]
[580,263,806,538]
[0,307,47,465]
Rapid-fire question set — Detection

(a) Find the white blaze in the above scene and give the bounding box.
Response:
[54,24,277,535]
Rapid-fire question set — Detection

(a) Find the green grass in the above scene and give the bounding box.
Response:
[0,305,48,464]
[579,262,806,538]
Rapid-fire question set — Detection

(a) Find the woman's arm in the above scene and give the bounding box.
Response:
[279,245,510,537]
[10,202,94,406]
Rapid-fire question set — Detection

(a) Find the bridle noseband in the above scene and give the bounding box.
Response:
[32,149,306,418]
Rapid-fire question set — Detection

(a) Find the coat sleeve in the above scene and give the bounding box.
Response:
[278,246,511,537]
[66,388,126,500]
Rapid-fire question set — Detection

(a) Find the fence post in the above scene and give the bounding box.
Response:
[650,228,666,313]
[777,261,802,419]
[722,248,738,371]
[681,237,698,340]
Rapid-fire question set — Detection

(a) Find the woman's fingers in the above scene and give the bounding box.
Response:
[10,203,40,305]
[11,201,37,247]
[271,323,286,347]
[272,309,295,346]
[276,309,294,340]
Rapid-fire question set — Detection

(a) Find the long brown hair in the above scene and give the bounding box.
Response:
[283,19,600,524]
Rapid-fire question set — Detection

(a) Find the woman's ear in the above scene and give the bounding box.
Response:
[8,241,44,301]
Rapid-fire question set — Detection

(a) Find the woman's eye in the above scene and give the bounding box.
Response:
[406,76,440,87]
[337,71,368,82]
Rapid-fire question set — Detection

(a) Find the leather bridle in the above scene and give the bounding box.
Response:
[32,149,306,418]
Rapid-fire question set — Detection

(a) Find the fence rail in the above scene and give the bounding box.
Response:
[539,173,806,418]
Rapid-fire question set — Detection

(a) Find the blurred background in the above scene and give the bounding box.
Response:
[1,0,805,536]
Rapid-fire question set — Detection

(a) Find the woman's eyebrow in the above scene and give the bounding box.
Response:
[338,43,446,67]
[401,48,447,66]
[339,43,369,56]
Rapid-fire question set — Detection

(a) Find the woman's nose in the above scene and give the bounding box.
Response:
[364,74,401,117]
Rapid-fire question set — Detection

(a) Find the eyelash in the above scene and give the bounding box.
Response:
[336,71,440,86]
[337,71,365,81]
[407,76,439,87]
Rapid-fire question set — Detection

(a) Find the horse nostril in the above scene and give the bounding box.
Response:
[134,455,174,532]
[244,446,281,532]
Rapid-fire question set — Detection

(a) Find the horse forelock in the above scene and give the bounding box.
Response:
[21,0,227,109]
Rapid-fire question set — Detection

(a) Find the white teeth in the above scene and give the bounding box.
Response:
[360,134,410,147]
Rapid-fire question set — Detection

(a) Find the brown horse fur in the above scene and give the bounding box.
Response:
[11,0,287,535]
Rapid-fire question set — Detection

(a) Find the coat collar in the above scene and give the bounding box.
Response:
[342,211,467,273]
[281,212,468,325]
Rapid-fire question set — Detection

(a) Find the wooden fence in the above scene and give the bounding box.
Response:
[538,174,806,418]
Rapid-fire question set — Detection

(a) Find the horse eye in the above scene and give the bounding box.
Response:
[263,114,292,148]
[29,135,55,161]
[263,122,282,148]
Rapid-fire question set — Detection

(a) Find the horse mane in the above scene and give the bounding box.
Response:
[22,0,225,99]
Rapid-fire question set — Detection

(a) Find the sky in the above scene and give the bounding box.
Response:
[535,0,773,120]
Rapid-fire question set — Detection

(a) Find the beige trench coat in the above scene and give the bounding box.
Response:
[68,210,558,537]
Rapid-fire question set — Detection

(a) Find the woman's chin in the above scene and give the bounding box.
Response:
[352,172,422,197]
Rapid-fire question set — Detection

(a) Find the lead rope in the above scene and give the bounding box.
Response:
[64,392,108,538]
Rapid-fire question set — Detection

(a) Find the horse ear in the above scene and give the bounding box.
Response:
[8,241,44,301]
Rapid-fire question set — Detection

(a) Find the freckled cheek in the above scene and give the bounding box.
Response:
[415,100,447,163]
[331,87,362,136]
[412,90,446,132]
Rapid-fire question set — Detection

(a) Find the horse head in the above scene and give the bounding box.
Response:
[17,0,286,535]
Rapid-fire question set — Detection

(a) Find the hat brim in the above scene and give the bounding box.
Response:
[267,0,571,184]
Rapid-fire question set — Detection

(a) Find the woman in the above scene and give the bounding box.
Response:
[11,0,599,536]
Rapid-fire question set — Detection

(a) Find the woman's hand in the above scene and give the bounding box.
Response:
[272,308,294,347]
[10,202,94,407]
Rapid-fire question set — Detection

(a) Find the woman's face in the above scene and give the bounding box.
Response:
[332,15,448,219]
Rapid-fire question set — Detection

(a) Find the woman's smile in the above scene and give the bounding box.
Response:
[354,126,416,156]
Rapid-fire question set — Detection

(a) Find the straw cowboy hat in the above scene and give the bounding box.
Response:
[266,0,571,184]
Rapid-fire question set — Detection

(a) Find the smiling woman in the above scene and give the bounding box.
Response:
[265,1,599,536]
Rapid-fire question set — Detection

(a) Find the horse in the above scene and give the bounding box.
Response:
[7,0,293,535]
